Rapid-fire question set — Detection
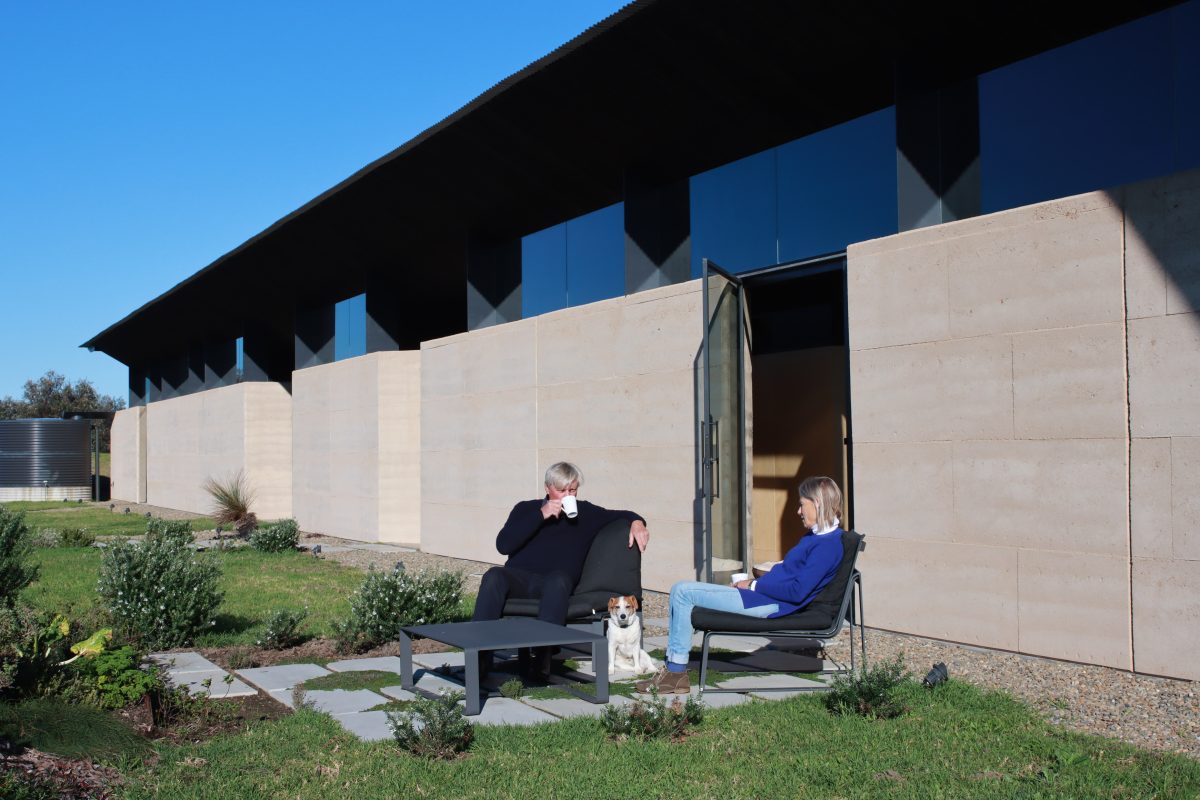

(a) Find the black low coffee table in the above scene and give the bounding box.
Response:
[399,618,609,715]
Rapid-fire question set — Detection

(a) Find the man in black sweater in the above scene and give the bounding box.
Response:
[472,462,649,629]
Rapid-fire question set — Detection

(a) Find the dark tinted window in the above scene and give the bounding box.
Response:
[521,222,568,317]
[980,10,1179,212]
[566,202,624,307]
[689,148,777,277]
[334,293,366,361]
[778,107,897,261]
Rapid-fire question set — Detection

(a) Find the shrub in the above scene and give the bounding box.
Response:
[499,677,525,699]
[97,532,223,649]
[344,566,465,648]
[824,654,911,719]
[0,507,39,607]
[258,607,308,649]
[69,644,161,709]
[145,517,194,545]
[58,527,96,548]
[249,518,299,553]
[601,690,704,741]
[387,690,474,759]
[202,470,257,535]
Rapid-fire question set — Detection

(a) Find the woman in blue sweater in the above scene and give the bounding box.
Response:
[636,476,845,694]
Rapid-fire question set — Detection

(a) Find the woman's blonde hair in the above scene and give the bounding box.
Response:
[798,476,842,529]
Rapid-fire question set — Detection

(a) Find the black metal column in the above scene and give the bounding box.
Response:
[896,64,981,231]
[624,170,691,293]
[295,303,335,370]
[203,339,238,388]
[466,237,521,330]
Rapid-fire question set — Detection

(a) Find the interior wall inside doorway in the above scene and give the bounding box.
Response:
[750,345,847,567]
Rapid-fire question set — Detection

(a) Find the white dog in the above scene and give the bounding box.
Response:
[606,595,657,675]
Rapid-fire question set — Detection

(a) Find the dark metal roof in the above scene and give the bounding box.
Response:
[83,0,1180,366]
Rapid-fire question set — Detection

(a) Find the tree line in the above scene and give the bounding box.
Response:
[0,371,125,451]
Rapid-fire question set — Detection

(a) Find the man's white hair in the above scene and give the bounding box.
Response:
[544,462,583,490]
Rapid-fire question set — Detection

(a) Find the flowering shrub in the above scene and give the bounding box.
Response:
[344,566,464,648]
[258,607,307,649]
[249,519,300,553]
[144,517,194,545]
[96,532,222,649]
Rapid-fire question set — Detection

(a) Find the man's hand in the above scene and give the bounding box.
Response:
[541,498,563,520]
[628,520,649,552]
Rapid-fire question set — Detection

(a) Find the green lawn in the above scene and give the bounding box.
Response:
[117,681,1200,799]
[25,548,362,646]
[4,502,218,538]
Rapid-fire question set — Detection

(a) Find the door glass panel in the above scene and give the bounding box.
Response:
[702,260,748,582]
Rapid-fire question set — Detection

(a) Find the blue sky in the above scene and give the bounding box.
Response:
[0,1,627,401]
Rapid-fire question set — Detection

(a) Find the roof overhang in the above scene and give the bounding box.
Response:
[83,0,1181,366]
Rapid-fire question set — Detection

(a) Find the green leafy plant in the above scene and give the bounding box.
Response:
[202,470,258,535]
[58,527,96,548]
[824,654,911,719]
[600,689,704,740]
[97,530,223,649]
[342,566,464,649]
[0,607,70,697]
[386,690,474,759]
[499,677,525,699]
[258,607,308,649]
[0,507,39,607]
[249,518,299,553]
[70,644,161,709]
[145,517,194,545]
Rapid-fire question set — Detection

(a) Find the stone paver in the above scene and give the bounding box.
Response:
[236,663,330,692]
[147,651,220,673]
[170,669,257,699]
[148,651,257,698]
[326,656,406,674]
[380,685,418,702]
[521,694,634,719]
[337,711,396,742]
[726,650,830,673]
[716,673,828,699]
[275,688,387,713]
[455,697,557,726]
[412,651,465,669]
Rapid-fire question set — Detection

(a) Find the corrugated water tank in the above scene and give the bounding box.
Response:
[0,418,91,501]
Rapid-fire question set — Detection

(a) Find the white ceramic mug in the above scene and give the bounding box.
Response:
[561,495,579,518]
[730,572,750,586]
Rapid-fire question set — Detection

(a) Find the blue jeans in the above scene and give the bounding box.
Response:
[666,581,778,666]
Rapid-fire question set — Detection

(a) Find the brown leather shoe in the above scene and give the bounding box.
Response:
[635,666,690,694]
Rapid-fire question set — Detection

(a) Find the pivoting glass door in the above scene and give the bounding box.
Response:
[700,258,750,583]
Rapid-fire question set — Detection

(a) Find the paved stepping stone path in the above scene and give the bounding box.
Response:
[150,638,834,741]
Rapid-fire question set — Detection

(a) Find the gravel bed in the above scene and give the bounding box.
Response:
[315,544,1198,759]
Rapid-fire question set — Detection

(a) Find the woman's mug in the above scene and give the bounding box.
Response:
[730,572,750,586]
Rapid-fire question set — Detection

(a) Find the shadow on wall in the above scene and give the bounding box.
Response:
[1118,174,1200,323]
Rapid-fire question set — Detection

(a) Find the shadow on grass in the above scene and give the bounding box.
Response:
[209,613,256,636]
[0,698,151,761]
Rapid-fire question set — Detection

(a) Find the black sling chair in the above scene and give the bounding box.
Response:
[690,529,866,696]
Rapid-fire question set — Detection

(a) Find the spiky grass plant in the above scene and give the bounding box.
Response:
[202,470,258,535]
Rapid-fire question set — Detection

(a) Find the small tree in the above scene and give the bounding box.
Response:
[0,508,39,608]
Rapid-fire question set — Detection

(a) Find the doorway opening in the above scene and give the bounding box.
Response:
[743,260,849,570]
[699,254,850,581]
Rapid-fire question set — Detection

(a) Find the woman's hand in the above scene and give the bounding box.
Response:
[733,579,752,589]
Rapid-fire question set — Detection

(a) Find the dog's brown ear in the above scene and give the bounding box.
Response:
[628,595,639,612]
[607,596,619,612]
